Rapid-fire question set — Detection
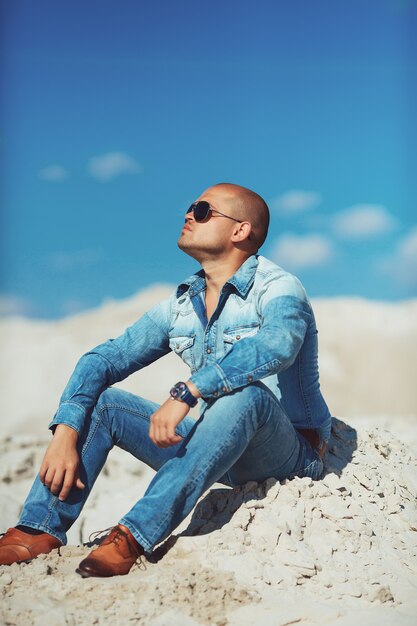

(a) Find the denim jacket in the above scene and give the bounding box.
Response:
[49,255,332,442]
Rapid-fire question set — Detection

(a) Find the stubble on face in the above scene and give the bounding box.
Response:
[177,221,232,262]
[177,187,238,262]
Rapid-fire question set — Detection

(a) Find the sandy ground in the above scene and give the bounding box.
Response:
[1,417,416,625]
[1,293,417,625]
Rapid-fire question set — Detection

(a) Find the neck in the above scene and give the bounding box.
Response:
[201,254,250,293]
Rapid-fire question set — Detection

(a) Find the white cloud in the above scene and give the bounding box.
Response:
[0,295,34,317]
[378,226,417,288]
[270,190,322,214]
[60,298,89,317]
[332,204,398,239]
[399,226,417,267]
[86,151,143,182]
[270,232,334,270]
[38,164,70,181]
[48,249,103,272]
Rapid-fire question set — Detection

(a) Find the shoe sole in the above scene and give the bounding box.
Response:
[75,566,116,578]
[75,567,96,578]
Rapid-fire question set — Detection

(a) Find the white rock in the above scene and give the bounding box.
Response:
[320,498,352,520]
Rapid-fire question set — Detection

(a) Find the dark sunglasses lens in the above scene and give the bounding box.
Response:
[188,201,210,222]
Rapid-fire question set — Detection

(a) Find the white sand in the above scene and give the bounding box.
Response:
[1,292,417,625]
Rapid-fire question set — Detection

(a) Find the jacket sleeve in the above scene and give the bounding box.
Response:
[190,274,312,400]
[48,297,172,434]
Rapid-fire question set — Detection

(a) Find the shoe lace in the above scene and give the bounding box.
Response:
[88,525,145,567]
[88,526,115,544]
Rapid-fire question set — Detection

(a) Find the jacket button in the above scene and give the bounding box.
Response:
[213,390,218,397]
[207,348,212,354]
[236,335,241,340]
[247,376,253,382]
[221,386,227,392]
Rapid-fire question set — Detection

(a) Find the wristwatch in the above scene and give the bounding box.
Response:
[169,381,198,408]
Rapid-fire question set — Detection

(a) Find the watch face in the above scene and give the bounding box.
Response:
[170,382,186,399]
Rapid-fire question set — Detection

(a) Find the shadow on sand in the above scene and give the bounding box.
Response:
[150,416,357,562]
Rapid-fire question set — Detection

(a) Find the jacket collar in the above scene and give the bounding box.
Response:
[176,254,259,299]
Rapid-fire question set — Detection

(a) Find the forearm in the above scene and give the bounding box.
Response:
[48,308,172,435]
[48,350,123,435]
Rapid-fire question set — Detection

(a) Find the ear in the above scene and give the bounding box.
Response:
[231,221,252,243]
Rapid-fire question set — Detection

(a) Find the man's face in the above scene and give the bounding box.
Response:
[177,186,241,262]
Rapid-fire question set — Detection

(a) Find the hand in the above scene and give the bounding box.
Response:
[39,424,85,501]
[149,398,190,448]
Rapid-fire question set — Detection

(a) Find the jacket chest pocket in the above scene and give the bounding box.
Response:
[223,325,260,356]
[169,335,196,371]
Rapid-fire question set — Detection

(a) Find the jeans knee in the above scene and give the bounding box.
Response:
[94,388,157,442]
[94,387,124,435]
[230,381,275,408]
[96,387,123,413]
[206,382,276,428]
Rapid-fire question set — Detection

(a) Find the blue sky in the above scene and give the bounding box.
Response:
[1,0,416,318]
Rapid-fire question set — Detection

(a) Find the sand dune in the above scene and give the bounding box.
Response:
[1,291,417,625]
[1,419,416,625]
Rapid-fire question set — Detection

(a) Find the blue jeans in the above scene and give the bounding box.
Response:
[19,383,325,552]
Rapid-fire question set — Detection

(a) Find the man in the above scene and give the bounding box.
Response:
[0,183,332,577]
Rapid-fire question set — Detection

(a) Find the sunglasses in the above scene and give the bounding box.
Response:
[186,201,251,240]
[187,201,243,224]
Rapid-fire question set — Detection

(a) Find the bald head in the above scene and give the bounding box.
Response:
[207,183,270,252]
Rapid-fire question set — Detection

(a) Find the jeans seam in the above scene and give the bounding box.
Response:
[59,400,86,413]
[96,403,153,419]
[298,351,313,429]
[95,402,156,447]
[38,492,59,530]
[80,412,103,456]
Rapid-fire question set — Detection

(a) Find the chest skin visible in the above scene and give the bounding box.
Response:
[204,289,220,322]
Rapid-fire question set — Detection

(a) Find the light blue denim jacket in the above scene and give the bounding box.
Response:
[49,255,332,442]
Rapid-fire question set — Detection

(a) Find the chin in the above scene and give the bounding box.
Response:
[177,239,200,260]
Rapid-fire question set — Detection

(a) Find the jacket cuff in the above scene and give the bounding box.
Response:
[190,363,231,400]
[48,402,86,435]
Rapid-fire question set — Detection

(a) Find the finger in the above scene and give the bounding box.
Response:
[43,466,56,489]
[166,421,182,445]
[59,471,75,501]
[159,423,176,448]
[154,429,166,448]
[39,461,48,484]
[154,421,165,447]
[75,477,85,489]
[163,430,183,446]
[51,469,65,495]
[168,434,183,446]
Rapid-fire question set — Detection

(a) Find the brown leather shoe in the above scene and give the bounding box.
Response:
[0,527,62,565]
[76,524,144,578]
